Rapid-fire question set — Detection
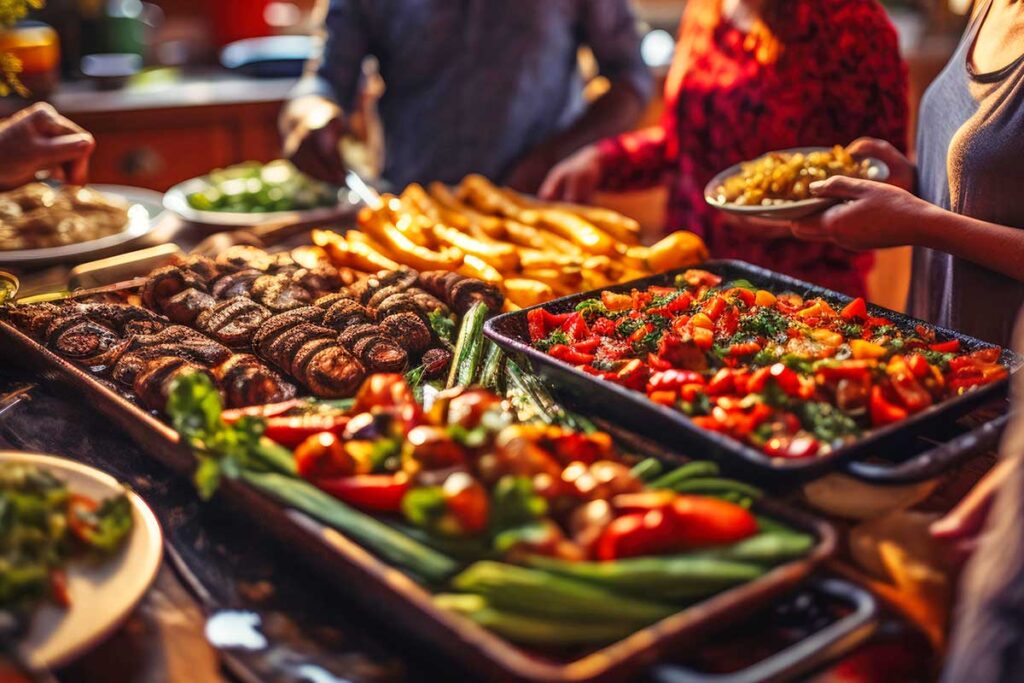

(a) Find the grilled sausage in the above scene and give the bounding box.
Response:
[196,297,272,349]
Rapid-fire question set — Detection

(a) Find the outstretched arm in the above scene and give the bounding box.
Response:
[791,176,1024,283]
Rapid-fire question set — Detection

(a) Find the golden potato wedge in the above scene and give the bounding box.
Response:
[504,278,555,308]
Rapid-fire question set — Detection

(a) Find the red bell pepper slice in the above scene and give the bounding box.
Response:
[870,385,908,427]
[764,435,821,459]
[815,360,873,383]
[527,308,546,341]
[725,287,756,307]
[572,338,601,354]
[669,495,758,548]
[560,312,591,341]
[667,291,694,314]
[548,344,596,366]
[313,474,409,512]
[928,339,961,353]
[264,414,351,447]
[222,398,305,423]
[727,340,762,357]
[840,297,868,321]
[596,509,678,561]
[702,296,727,322]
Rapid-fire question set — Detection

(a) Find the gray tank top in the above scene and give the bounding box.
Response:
[910,0,1024,346]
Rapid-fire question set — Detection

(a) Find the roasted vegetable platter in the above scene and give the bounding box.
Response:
[0,278,838,683]
[485,260,1022,483]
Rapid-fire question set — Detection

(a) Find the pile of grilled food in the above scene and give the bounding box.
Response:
[3,245,503,412]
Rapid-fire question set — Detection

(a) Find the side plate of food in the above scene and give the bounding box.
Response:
[163,160,361,228]
[704,146,889,221]
[0,184,164,266]
[0,452,162,669]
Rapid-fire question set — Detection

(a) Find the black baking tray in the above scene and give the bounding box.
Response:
[0,313,839,683]
[485,260,1023,483]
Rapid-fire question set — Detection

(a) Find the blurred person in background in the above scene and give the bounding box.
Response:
[780,0,1024,678]
[280,0,653,192]
[787,0,1024,348]
[540,0,908,298]
[0,102,95,190]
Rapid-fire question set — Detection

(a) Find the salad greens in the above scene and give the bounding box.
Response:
[0,463,132,614]
[186,160,337,214]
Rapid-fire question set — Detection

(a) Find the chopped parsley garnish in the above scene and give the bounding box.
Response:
[738,307,789,341]
[872,325,897,337]
[921,349,955,371]
[535,329,571,352]
[616,317,645,337]
[592,357,618,372]
[633,329,665,354]
[838,322,863,338]
[575,298,609,319]
[648,290,684,310]
[797,402,861,443]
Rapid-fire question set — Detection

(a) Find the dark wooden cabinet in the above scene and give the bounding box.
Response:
[52,75,293,191]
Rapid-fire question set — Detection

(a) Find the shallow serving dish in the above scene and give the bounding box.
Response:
[0,185,164,266]
[0,309,836,682]
[703,146,889,221]
[485,260,1022,483]
[164,175,360,228]
[0,451,163,669]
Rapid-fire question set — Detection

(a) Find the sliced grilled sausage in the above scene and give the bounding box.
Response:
[196,297,271,349]
[250,273,312,312]
[380,311,432,355]
[322,298,373,331]
[163,288,217,325]
[352,335,408,373]
[210,268,263,299]
[213,354,296,408]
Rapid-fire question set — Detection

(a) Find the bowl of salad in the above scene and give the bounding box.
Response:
[163,160,360,227]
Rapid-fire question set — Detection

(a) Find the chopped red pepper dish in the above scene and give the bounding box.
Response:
[528,270,1009,459]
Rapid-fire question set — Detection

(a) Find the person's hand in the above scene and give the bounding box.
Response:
[0,102,95,190]
[538,145,602,203]
[788,176,933,250]
[281,96,346,185]
[930,457,1018,564]
[846,137,915,192]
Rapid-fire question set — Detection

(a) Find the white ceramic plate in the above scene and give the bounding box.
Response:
[0,451,163,669]
[704,146,890,221]
[0,185,165,266]
[164,174,360,228]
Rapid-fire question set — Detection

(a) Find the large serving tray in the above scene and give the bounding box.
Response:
[0,316,836,683]
[484,260,1023,483]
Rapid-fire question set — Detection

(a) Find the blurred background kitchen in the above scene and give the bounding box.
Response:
[0,0,975,307]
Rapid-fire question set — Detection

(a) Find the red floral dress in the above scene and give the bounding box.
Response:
[597,0,908,297]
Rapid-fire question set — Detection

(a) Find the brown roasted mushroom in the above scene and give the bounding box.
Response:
[250,273,312,312]
[210,268,263,299]
[302,346,366,397]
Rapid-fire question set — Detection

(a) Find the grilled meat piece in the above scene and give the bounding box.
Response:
[250,273,312,312]
[379,312,432,355]
[313,292,352,310]
[251,307,323,356]
[291,264,344,299]
[374,289,448,320]
[49,319,120,361]
[195,296,271,349]
[353,269,418,306]
[352,335,408,373]
[213,354,297,407]
[163,288,216,325]
[337,323,380,350]
[262,323,335,371]
[417,271,503,315]
[133,356,213,412]
[449,278,503,315]
[210,268,262,300]
[216,245,276,272]
[302,346,366,398]
[63,302,168,335]
[322,298,373,331]
[422,347,453,379]
[176,254,222,283]
[141,266,207,313]
[4,303,61,340]
[291,337,339,379]
[112,335,232,386]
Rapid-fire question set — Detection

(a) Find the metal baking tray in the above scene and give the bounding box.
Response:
[0,316,836,683]
[485,260,1023,483]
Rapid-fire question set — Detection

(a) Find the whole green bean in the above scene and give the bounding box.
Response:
[648,460,720,489]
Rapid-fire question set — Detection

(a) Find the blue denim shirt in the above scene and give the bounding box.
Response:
[293,0,652,187]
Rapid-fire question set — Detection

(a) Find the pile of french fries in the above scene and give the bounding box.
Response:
[313,174,708,309]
